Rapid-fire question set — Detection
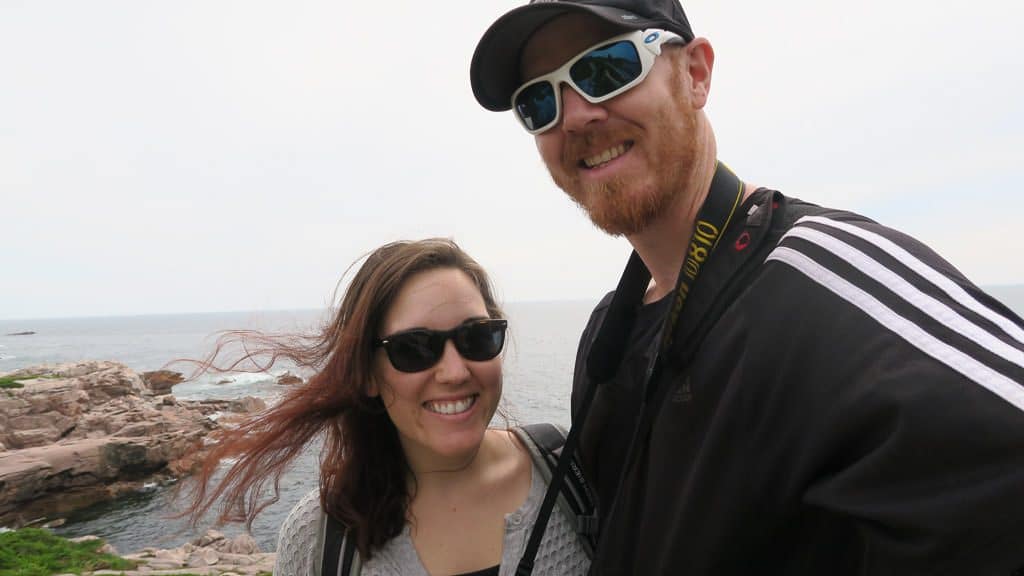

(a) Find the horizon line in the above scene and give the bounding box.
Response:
[0,298,606,324]
[4,283,1024,324]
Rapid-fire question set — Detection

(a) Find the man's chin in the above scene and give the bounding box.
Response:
[577,198,654,236]
[573,189,659,237]
[552,169,657,234]
[587,211,649,237]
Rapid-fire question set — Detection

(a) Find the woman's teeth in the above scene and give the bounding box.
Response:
[583,143,630,168]
[424,395,477,415]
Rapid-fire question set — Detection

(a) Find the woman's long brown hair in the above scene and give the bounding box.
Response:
[179,238,503,557]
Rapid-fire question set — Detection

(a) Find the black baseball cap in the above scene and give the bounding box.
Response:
[471,0,695,112]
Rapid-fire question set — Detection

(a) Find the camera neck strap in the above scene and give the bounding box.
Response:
[515,161,745,575]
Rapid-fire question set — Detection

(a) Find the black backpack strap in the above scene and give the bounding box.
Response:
[322,513,360,576]
[514,423,598,556]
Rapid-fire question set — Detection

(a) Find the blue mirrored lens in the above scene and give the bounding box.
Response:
[514,81,557,131]
[570,40,642,98]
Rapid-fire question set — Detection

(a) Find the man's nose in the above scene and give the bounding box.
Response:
[559,84,608,133]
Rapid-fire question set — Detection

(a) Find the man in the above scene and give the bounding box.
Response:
[470,0,1024,574]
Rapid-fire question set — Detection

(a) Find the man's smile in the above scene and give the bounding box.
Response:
[581,142,634,169]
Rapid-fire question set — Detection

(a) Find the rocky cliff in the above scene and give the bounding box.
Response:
[0,361,266,528]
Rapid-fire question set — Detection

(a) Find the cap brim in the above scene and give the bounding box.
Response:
[470,4,667,112]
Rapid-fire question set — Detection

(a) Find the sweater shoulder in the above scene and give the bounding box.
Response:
[274,487,323,576]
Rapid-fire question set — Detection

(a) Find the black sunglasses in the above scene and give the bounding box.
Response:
[374,318,508,373]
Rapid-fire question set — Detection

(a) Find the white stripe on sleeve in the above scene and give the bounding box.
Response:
[767,246,1024,413]
[797,216,1024,346]
[781,226,1024,371]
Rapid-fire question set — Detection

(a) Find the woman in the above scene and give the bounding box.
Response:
[183,238,590,576]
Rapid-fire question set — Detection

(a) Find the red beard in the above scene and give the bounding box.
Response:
[549,91,699,236]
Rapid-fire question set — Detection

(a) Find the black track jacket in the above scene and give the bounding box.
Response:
[571,189,1024,575]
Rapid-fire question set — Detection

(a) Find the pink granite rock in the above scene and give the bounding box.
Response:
[0,361,267,527]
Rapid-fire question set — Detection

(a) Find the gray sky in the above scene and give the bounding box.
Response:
[3,0,1022,320]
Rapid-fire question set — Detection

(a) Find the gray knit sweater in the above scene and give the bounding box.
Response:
[274,464,591,576]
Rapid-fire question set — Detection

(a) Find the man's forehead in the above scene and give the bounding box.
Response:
[518,13,630,81]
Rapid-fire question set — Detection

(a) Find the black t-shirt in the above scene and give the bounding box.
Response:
[572,289,671,538]
[571,190,1024,575]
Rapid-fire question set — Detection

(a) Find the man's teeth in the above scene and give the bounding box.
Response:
[583,143,628,168]
[424,395,476,415]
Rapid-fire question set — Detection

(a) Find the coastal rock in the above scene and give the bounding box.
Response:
[0,361,267,527]
[69,535,119,556]
[189,547,220,566]
[197,529,226,547]
[110,529,276,576]
[276,371,302,386]
[228,396,266,414]
[141,370,185,395]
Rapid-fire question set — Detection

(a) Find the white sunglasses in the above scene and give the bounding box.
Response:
[511,28,685,134]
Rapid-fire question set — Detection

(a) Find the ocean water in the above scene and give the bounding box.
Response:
[0,301,598,553]
[2,286,1023,554]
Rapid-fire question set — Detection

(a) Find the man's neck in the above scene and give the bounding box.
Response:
[628,152,758,304]
[627,141,717,304]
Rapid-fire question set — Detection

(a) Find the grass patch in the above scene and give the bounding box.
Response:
[0,376,26,389]
[0,528,137,576]
[0,374,51,389]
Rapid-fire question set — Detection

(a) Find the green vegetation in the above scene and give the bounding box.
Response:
[0,377,24,389]
[0,528,137,576]
[0,374,50,389]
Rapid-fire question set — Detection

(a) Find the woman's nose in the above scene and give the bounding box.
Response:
[434,340,470,384]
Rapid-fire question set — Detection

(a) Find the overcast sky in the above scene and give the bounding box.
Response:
[2,0,1022,320]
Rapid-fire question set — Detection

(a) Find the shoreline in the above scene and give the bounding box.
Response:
[0,361,270,534]
[1,527,276,576]
[105,529,276,575]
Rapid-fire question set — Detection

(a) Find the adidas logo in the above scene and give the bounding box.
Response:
[671,377,693,403]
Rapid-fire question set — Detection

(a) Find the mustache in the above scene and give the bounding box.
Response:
[560,127,639,170]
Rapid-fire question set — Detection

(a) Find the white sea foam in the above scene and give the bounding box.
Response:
[218,371,280,387]
[188,370,288,390]
[172,369,288,402]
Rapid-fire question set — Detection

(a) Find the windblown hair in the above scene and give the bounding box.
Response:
[180,238,504,557]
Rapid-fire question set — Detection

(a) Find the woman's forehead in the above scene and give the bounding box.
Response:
[382,269,486,331]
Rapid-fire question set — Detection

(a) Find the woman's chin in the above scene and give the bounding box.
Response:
[423,429,489,466]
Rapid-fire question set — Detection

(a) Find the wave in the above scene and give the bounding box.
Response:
[200,371,278,387]
[172,368,297,402]
[192,367,303,387]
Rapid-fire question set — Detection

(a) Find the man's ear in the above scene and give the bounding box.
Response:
[685,37,715,109]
